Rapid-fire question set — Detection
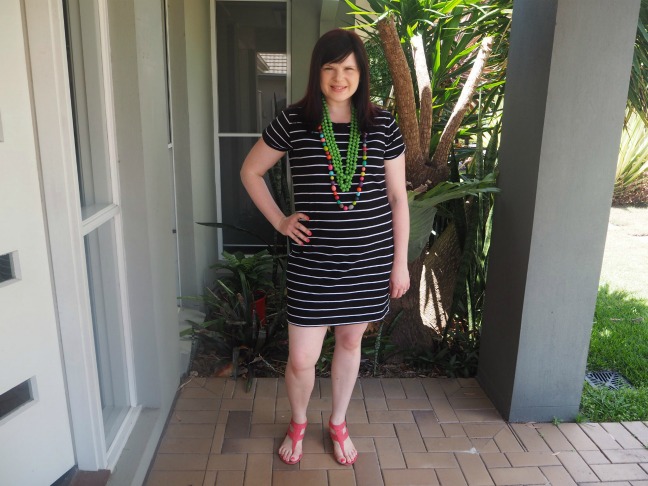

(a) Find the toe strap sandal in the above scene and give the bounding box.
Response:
[329,419,357,465]
[280,419,307,465]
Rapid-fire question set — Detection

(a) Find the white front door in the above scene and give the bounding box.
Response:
[0,2,76,485]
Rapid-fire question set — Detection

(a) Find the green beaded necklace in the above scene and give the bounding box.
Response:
[320,98,362,193]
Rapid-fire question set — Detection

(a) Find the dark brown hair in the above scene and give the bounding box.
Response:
[294,29,378,131]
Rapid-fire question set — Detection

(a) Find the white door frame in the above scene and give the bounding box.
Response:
[24,0,139,470]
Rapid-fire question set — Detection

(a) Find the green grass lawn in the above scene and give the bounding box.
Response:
[580,285,648,421]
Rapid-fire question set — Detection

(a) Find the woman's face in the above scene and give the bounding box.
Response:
[319,52,360,106]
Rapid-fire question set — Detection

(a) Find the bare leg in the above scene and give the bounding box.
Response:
[278,324,328,463]
[329,322,368,464]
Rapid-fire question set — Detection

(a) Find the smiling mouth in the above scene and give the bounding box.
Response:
[331,86,346,92]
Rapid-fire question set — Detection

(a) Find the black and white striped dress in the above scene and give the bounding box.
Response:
[262,106,405,327]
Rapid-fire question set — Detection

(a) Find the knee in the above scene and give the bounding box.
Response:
[288,350,318,372]
[334,333,363,353]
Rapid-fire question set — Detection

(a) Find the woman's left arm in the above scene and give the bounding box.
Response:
[384,152,410,299]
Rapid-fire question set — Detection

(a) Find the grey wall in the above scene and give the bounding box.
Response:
[108,0,181,480]
[478,0,641,422]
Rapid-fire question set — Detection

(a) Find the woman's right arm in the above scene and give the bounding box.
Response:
[240,139,311,245]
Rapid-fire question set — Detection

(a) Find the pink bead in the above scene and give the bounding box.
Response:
[328,165,333,170]
[343,206,348,211]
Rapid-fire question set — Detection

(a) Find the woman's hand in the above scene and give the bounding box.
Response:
[277,213,311,246]
[390,263,410,299]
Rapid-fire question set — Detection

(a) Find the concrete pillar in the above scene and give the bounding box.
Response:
[478,0,640,422]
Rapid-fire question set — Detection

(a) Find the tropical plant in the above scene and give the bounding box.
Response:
[628,0,648,124]
[347,0,511,352]
[616,109,648,196]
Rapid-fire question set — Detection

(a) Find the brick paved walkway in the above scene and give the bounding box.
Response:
[145,377,648,485]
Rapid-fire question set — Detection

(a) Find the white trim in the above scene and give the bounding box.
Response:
[23,0,106,469]
[210,0,223,258]
[105,405,141,470]
[81,204,119,235]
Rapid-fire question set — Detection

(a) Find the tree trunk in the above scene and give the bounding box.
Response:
[391,224,462,352]
[411,34,433,161]
[377,15,429,188]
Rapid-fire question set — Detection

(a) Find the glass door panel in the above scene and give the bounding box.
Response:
[84,220,130,448]
[216,1,287,251]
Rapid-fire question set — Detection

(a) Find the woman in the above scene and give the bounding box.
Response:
[240,28,409,466]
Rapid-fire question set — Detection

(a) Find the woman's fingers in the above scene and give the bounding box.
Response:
[280,213,311,245]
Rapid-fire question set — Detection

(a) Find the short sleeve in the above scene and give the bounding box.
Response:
[384,113,405,160]
[262,110,293,152]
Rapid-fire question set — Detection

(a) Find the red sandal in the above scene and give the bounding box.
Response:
[279,419,307,465]
[329,419,357,465]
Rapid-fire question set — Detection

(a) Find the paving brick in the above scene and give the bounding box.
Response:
[223,379,236,398]
[303,422,327,454]
[539,465,576,485]
[557,450,599,482]
[220,399,254,412]
[579,449,611,464]
[205,454,247,470]
[359,379,386,399]
[458,378,479,388]
[558,422,599,451]
[505,452,560,467]
[492,427,524,453]
[158,437,213,454]
[603,449,648,463]
[347,398,368,424]
[205,378,227,397]
[174,398,221,411]
[435,468,468,486]
[299,453,347,469]
[352,380,363,399]
[470,439,500,453]
[233,378,255,399]
[163,424,216,439]
[310,378,321,399]
[327,469,356,486]
[463,424,506,439]
[488,466,546,485]
[215,470,244,486]
[170,410,220,424]
[203,470,217,486]
[424,437,473,452]
[440,379,462,396]
[319,378,332,398]
[591,464,648,481]
[249,423,286,438]
[271,470,328,486]
[448,398,495,410]
[403,452,458,469]
[349,423,396,437]
[375,438,406,469]
[441,424,467,437]
[456,409,503,423]
[353,452,384,486]
[401,379,428,399]
[632,481,648,486]
[221,437,274,454]
[152,453,209,471]
[180,387,220,399]
[211,423,226,454]
[456,452,493,486]
[254,377,277,400]
[386,399,432,410]
[217,409,229,424]
[533,423,575,452]
[381,379,406,399]
[322,435,374,454]
[243,454,272,486]
[579,482,632,486]
[623,422,648,447]
[480,453,510,469]
[145,470,205,486]
[413,410,444,437]
[276,378,287,398]
[421,378,446,399]
[225,411,251,439]
[430,399,459,423]
[395,423,426,452]
[509,423,551,452]
[580,423,623,450]
[367,410,415,423]
[602,422,644,449]
[306,398,333,411]
[364,397,388,411]
[448,387,488,400]
[251,398,275,424]
[382,469,440,485]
